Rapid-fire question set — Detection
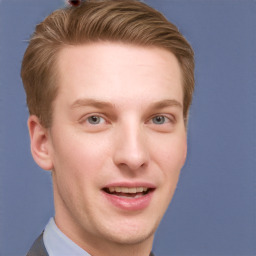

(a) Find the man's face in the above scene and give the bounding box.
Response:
[47,42,186,248]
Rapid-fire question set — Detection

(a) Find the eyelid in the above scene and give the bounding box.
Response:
[147,113,176,124]
[79,113,109,124]
[87,116,105,125]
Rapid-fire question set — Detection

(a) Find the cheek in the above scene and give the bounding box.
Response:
[149,134,187,215]
[50,134,105,208]
[151,133,187,176]
[51,131,112,182]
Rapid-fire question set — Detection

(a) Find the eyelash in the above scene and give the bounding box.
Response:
[86,115,106,125]
[149,115,174,125]
[81,113,174,126]
[80,114,108,125]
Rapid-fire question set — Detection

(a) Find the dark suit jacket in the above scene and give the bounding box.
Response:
[26,232,155,256]
[26,232,48,256]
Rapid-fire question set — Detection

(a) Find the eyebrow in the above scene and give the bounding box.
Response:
[150,99,183,110]
[71,98,114,109]
[70,98,182,110]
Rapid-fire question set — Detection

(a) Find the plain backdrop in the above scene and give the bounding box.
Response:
[0,0,255,255]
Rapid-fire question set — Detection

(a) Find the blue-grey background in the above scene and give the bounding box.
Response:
[0,0,255,255]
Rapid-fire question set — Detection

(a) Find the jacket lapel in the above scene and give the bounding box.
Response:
[26,232,49,256]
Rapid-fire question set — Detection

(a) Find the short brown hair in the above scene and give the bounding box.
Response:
[21,0,194,128]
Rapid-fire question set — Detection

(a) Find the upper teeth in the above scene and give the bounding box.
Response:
[108,187,148,193]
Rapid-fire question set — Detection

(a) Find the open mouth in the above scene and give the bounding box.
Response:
[102,187,154,198]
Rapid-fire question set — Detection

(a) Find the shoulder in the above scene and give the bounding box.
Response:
[26,232,49,256]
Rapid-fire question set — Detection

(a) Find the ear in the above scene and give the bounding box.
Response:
[27,115,53,171]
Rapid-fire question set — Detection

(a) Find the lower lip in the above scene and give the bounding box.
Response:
[102,190,154,211]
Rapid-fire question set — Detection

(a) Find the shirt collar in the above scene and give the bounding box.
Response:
[43,217,91,256]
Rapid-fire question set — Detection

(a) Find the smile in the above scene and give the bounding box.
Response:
[102,184,155,211]
[104,186,150,198]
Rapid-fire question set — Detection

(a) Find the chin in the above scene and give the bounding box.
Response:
[102,218,158,246]
[108,230,155,246]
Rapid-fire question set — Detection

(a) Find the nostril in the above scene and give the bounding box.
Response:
[112,128,149,171]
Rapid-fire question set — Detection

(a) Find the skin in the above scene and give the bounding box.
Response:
[28,42,187,256]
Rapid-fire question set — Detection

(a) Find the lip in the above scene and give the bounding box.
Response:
[102,182,155,211]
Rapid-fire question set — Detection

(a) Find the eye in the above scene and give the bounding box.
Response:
[78,114,110,132]
[86,115,105,125]
[151,115,170,125]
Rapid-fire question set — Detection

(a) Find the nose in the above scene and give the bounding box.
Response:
[113,123,149,171]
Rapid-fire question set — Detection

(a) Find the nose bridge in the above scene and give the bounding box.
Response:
[113,118,149,170]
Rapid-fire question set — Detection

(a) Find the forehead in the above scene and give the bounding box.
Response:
[55,42,183,107]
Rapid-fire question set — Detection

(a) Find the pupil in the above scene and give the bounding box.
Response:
[154,116,164,124]
[89,116,100,124]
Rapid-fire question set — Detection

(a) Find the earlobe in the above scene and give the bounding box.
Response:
[27,115,53,171]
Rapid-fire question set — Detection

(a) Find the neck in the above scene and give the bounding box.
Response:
[54,215,154,256]
[78,234,154,256]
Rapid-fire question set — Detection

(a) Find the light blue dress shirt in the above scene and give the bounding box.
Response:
[43,218,91,256]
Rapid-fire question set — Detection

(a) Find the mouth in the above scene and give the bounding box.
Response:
[102,186,154,198]
[102,184,155,211]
